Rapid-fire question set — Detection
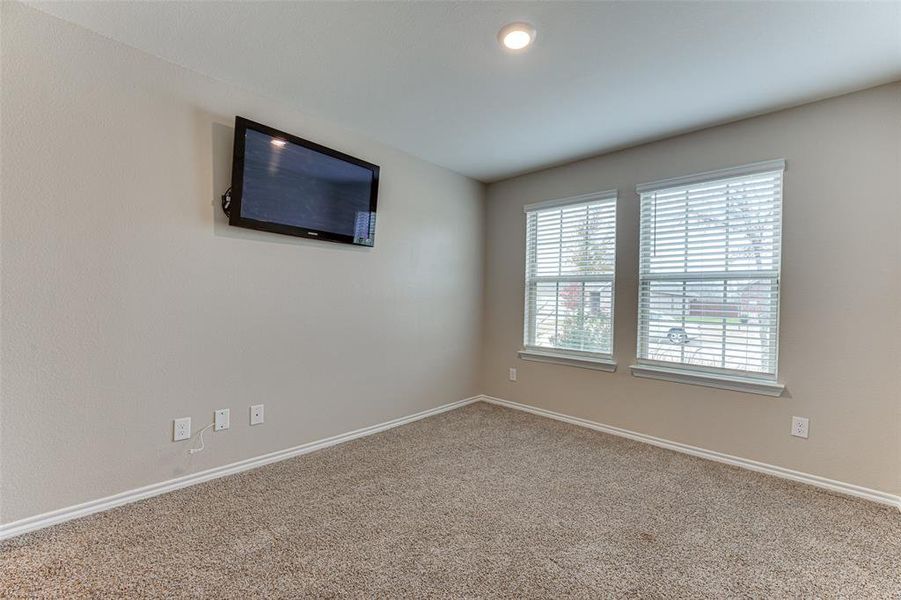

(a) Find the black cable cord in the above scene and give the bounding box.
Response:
[221,187,232,218]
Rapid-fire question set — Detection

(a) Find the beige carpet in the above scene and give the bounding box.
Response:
[2,402,900,598]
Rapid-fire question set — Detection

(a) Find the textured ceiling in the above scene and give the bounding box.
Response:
[30,1,901,182]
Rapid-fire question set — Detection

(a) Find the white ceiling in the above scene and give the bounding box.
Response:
[30,1,901,182]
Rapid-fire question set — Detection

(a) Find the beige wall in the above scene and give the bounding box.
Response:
[0,3,484,524]
[483,83,901,496]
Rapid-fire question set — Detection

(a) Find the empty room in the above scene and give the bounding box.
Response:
[2,1,900,597]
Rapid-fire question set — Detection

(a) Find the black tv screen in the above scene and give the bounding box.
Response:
[229,117,379,246]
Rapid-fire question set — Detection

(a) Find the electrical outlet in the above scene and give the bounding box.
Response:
[214,408,230,432]
[173,417,191,442]
[791,416,809,439]
[250,404,264,425]
[509,368,517,382]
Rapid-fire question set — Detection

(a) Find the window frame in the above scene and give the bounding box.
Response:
[631,160,785,396]
[520,190,618,371]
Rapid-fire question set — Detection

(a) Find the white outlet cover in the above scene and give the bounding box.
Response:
[509,368,517,382]
[250,404,264,426]
[173,417,191,442]
[214,408,230,431]
[791,416,809,439]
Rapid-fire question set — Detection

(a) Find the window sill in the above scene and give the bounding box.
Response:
[629,363,784,397]
[518,349,617,372]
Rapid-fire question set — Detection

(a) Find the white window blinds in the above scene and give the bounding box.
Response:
[636,161,784,379]
[524,191,617,359]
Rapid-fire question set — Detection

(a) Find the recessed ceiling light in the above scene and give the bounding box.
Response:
[271,139,287,147]
[498,22,536,52]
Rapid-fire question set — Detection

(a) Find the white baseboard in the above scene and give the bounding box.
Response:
[479,395,901,512]
[4,393,897,541]
[0,396,481,541]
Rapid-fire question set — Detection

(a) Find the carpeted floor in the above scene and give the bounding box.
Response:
[2,402,900,598]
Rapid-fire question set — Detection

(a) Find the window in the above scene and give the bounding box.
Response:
[521,191,617,369]
[634,161,784,394]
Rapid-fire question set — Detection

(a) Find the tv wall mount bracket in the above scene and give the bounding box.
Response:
[221,187,232,218]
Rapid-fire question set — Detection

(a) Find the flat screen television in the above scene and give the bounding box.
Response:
[228,116,380,246]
